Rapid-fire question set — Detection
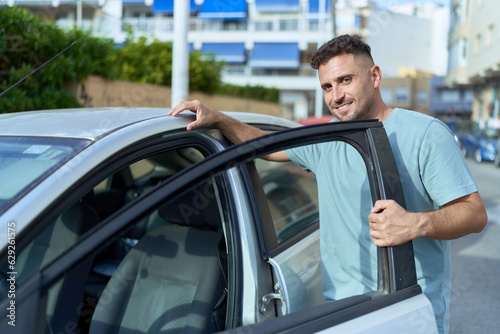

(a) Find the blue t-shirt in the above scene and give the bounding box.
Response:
[285,108,478,334]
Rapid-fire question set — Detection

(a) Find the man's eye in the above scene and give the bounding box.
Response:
[342,78,352,84]
[322,86,331,92]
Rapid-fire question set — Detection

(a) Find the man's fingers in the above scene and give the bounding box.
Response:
[168,100,199,116]
[186,119,202,131]
[371,199,394,213]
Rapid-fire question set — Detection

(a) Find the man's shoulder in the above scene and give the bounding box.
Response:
[391,108,436,123]
[387,108,446,133]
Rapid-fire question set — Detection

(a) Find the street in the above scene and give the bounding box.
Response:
[449,159,500,333]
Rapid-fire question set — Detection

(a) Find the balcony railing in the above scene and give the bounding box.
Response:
[54,15,341,37]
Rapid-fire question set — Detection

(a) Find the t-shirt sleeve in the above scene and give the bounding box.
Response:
[285,144,322,174]
[419,120,478,207]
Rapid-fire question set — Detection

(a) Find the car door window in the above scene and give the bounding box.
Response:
[88,147,205,221]
[250,142,374,316]
[254,159,319,244]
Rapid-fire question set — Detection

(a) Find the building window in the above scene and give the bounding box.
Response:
[336,14,362,31]
[380,88,393,104]
[280,19,298,31]
[416,90,427,104]
[255,21,273,31]
[464,90,474,102]
[308,20,319,31]
[395,88,409,104]
[441,90,460,103]
[474,34,481,55]
[485,24,494,48]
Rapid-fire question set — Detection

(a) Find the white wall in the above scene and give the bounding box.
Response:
[466,0,500,78]
[366,9,433,77]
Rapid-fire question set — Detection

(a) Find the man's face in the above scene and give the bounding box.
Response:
[318,53,376,121]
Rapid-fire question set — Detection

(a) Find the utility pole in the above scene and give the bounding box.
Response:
[331,0,336,37]
[77,0,82,29]
[314,0,336,117]
[171,0,190,107]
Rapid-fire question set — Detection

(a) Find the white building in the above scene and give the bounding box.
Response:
[2,0,449,119]
[446,0,500,128]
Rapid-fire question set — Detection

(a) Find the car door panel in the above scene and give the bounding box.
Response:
[316,294,437,333]
[268,229,323,314]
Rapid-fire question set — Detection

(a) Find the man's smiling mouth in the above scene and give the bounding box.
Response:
[337,103,352,111]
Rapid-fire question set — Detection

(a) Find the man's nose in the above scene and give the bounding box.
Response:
[332,86,344,103]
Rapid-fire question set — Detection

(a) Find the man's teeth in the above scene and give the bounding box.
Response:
[338,103,351,110]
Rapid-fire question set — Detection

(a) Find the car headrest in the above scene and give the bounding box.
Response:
[158,182,220,230]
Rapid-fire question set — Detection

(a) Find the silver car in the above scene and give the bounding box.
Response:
[0,107,437,333]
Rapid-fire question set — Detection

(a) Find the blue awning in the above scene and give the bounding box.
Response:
[249,43,300,69]
[123,0,145,4]
[152,0,197,14]
[200,43,246,63]
[198,0,247,20]
[308,0,331,13]
[255,0,300,13]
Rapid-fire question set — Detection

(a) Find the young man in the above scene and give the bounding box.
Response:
[168,34,487,334]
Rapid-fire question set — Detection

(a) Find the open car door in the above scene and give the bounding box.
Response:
[0,120,437,334]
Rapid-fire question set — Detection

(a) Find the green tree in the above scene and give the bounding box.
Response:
[115,36,225,94]
[0,7,116,113]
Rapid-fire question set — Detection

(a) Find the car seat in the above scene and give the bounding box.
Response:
[13,201,100,332]
[89,183,226,334]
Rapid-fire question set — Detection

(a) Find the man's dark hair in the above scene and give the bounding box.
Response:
[310,34,374,69]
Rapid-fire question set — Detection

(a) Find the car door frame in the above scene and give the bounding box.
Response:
[1,120,427,333]
[224,121,427,333]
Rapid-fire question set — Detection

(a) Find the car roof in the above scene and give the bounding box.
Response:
[0,107,299,140]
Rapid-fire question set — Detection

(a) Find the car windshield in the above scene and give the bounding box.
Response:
[0,136,91,213]
[482,128,500,139]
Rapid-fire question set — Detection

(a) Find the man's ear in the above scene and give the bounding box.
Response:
[371,65,382,89]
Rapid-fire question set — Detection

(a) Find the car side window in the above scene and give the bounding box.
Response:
[89,147,205,221]
[0,147,205,290]
[254,159,319,244]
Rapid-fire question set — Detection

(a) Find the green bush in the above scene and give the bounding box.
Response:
[217,83,280,103]
[114,37,225,95]
[0,7,116,113]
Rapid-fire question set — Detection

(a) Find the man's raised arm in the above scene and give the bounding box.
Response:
[168,100,290,162]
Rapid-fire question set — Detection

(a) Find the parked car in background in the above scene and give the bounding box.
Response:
[495,138,500,167]
[297,115,336,125]
[443,118,474,147]
[461,124,500,163]
[0,108,437,333]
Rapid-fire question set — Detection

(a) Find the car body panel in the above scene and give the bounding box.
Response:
[0,108,299,140]
[316,294,437,333]
[495,138,500,167]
